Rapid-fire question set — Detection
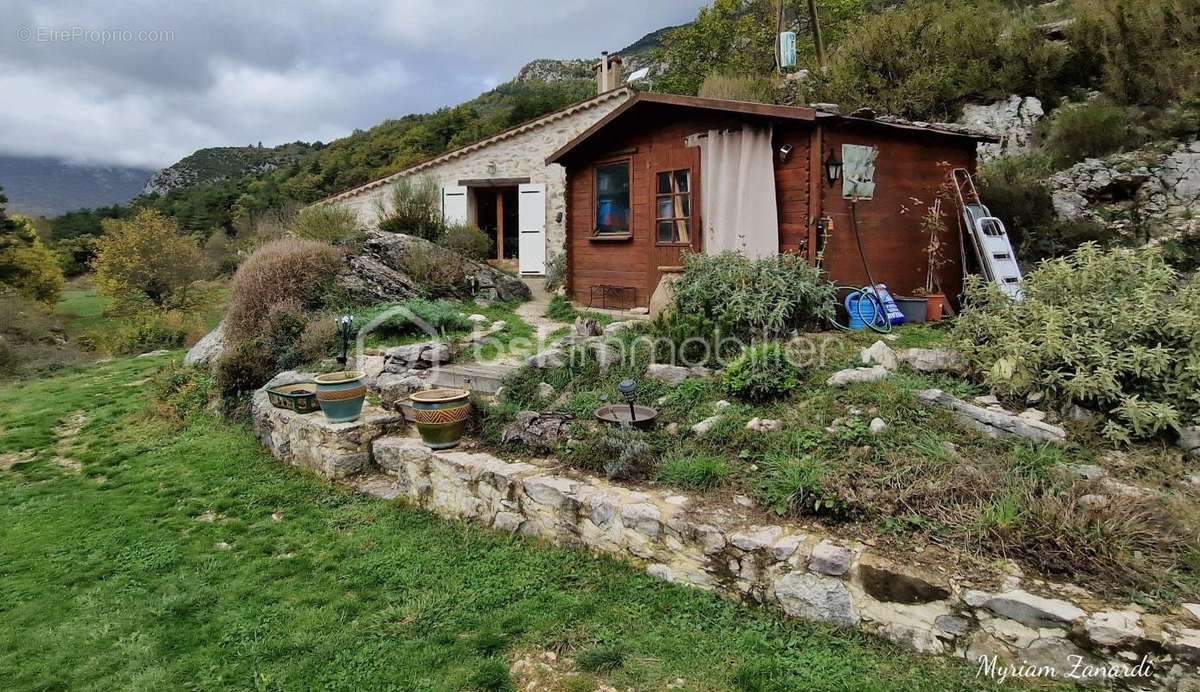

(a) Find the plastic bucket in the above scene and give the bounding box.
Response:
[894,297,928,324]
[845,293,883,330]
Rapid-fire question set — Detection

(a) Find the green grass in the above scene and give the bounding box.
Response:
[351,299,535,362]
[0,356,1016,690]
[54,279,112,335]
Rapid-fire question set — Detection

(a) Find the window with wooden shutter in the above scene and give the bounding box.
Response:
[655,169,691,244]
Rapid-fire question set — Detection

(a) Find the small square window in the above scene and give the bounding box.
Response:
[655,169,692,244]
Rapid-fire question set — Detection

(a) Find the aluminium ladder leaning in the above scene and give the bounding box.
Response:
[949,168,1024,300]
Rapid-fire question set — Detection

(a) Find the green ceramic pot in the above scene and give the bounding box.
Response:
[315,371,367,423]
[410,388,471,450]
[266,382,320,414]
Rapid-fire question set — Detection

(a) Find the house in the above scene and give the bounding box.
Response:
[323,54,633,277]
[545,92,998,309]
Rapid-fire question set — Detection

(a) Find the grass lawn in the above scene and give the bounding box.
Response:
[0,356,1022,690]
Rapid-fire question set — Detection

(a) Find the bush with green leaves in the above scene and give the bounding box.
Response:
[441,223,491,260]
[290,204,362,243]
[566,425,656,480]
[953,244,1200,442]
[1042,98,1134,168]
[374,299,472,338]
[671,251,835,341]
[376,176,444,241]
[721,342,802,402]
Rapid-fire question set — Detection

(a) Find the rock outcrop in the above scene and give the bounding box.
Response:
[1048,140,1200,246]
[184,320,226,366]
[957,95,1045,162]
[339,230,532,304]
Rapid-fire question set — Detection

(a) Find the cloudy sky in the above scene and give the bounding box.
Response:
[0,0,703,169]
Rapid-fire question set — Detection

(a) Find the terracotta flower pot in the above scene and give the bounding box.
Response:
[925,293,947,322]
[315,371,367,423]
[410,388,471,449]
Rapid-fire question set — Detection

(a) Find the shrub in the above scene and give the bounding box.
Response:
[672,251,835,340]
[721,342,802,402]
[545,294,576,322]
[755,453,855,519]
[150,364,215,423]
[567,425,655,480]
[441,223,491,260]
[817,0,1072,120]
[92,209,210,311]
[260,300,311,370]
[1042,98,1133,167]
[213,339,276,399]
[225,238,343,343]
[698,73,777,103]
[543,252,567,292]
[658,453,732,490]
[953,244,1200,442]
[290,204,362,243]
[0,213,64,304]
[376,176,444,241]
[296,316,337,363]
[105,310,195,354]
[648,311,740,368]
[375,299,472,338]
[1073,0,1200,107]
[397,243,466,297]
[0,291,83,377]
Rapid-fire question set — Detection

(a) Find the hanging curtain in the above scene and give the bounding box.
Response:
[699,124,779,259]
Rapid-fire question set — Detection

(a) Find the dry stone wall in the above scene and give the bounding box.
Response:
[250,389,1200,688]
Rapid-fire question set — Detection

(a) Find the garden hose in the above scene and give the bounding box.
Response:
[825,200,892,333]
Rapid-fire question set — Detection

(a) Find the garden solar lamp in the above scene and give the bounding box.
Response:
[618,378,638,423]
[336,315,354,368]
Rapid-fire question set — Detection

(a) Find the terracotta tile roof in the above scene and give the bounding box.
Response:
[319,86,634,204]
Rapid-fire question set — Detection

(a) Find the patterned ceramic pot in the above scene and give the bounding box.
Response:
[314,371,367,423]
[409,388,471,450]
[266,382,320,414]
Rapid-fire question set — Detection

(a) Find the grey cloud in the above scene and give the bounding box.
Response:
[0,0,701,168]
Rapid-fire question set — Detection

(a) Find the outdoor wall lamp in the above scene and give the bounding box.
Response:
[336,315,354,367]
[824,151,843,186]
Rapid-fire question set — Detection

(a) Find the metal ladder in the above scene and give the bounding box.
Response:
[949,168,1023,299]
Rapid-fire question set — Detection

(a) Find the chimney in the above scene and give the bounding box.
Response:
[594,51,623,93]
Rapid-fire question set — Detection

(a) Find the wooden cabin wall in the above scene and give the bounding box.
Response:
[772,121,814,255]
[564,107,761,307]
[817,123,976,300]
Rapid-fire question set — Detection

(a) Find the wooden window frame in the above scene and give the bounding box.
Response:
[591,157,633,240]
[654,168,693,247]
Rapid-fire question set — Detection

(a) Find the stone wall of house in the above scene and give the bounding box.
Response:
[330,92,632,272]
[250,390,1200,688]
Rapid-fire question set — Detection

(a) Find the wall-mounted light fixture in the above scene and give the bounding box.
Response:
[824,151,843,186]
[777,143,793,163]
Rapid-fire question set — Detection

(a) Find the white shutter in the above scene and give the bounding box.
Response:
[517,183,546,275]
[442,185,468,225]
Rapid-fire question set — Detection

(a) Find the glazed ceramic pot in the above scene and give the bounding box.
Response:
[314,371,367,423]
[409,388,471,449]
[266,381,320,414]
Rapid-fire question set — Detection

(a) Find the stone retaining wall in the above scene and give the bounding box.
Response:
[251,392,1200,688]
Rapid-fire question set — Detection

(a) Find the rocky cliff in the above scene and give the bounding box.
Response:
[142,142,318,196]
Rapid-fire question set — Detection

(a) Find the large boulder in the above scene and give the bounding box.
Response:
[184,321,226,366]
[343,230,531,303]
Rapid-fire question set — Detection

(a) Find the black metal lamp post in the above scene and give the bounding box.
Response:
[618,378,637,423]
[336,315,354,368]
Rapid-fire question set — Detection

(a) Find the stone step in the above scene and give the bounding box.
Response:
[427,362,519,395]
